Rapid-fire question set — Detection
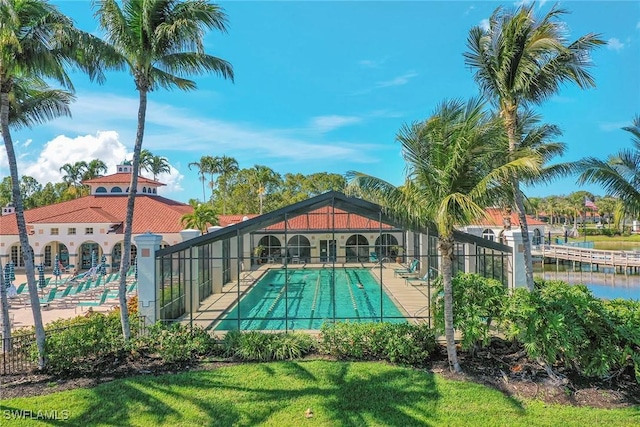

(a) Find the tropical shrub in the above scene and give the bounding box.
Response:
[503,280,621,378]
[43,311,126,375]
[222,330,315,362]
[142,322,217,364]
[602,299,640,382]
[432,273,507,353]
[318,322,436,365]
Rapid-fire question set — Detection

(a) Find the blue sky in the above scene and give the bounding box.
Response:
[2,0,639,204]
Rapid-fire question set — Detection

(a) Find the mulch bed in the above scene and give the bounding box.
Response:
[2,341,639,409]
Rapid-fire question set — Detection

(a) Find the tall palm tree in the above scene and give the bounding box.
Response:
[199,155,216,201]
[60,161,88,197]
[250,164,278,214]
[147,155,171,181]
[577,116,640,220]
[212,155,239,214]
[1,0,110,368]
[346,98,540,372]
[84,159,108,180]
[188,159,208,202]
[464,3,604,290]
[94,0,233,339]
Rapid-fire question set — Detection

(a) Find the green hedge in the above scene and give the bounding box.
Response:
[319,322,436,365]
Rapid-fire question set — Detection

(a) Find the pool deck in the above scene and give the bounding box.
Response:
[186,262,435,331]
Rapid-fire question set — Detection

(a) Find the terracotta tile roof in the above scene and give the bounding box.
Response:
[83,173,164,186]
[218,214,259,227]
[0,195,191,235]
[473,208,547,227]
[218,207,395,231]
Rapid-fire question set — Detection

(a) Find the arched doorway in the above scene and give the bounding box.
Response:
[111,242,137,271]
[374,234,398,258]
[79,242,101,269]
[43,242,69,267]
[345,234,369,262]
[287,235,311,263]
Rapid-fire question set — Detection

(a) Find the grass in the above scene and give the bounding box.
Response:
[1,361,638,426]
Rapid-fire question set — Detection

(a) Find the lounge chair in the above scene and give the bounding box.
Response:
[405,267,439,286]
[75,289,111,312]
[39,288,57,308]
[393,259,419,277]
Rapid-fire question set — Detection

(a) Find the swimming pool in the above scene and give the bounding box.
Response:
[215,268,407,330]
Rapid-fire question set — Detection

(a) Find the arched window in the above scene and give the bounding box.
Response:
[111,186,122,193]
[257,235,282,263]
[287,235,311,263]
[142,187,147,193]
[482,229,495,242]
[95,187,107,193]
[374,234,398,258]
[153,188,157,194]
[345,234,369,262]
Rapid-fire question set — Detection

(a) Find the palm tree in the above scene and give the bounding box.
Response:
[60,161,88,197]
[94,0,233,339]
[250,164,278,214]
[346,98,540,372]
[1,0,110,368]
[577,116,640,221]
[188,159,208,202]
[212,155,239,214]
[464,3,604,290]
[147,155,171,181]
[180,203,218,234]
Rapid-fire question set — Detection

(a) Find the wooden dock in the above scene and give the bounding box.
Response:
[533,244,640,273]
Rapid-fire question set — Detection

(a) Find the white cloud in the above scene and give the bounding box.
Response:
[22,131,127,184]
[358,59,386,68]
[375,72,418,88]
[16,131,183,196]
[598,121,630,132]
[23,139,33,148]
[46,92,380,164]
[140,166,184,195]
[480,19,490,31]
[607,38,624,51]
[310,115,362,133]
[464,6,475,16]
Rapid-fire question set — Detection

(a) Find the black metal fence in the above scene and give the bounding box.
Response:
[1,316,147,376]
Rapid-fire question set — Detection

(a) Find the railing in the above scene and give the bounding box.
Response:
[538,244,640,268]
[1,316,147,376]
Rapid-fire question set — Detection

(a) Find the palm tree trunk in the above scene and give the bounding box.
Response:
[513,181,535,291]
[1,90,46,368]
[118,89,148,340]
[1,262,12,353]
[439,236,461,373]
[506,109,535,291]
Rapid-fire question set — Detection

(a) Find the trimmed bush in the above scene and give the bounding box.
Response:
[319,322,436,365]
[142,322,217,364]
[222,330,315,362]
[432,273,507,354]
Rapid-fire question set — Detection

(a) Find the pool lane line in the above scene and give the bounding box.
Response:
[309,271,322,328]
[344,269,360,318]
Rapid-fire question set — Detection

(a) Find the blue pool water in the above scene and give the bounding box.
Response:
[215,268,406,330]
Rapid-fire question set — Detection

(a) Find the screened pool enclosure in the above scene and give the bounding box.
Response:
[154,192,512,330]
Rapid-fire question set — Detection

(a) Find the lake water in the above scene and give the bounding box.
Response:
[534,264,640,301]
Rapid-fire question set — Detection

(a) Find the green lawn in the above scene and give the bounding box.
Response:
[1,361,637,426]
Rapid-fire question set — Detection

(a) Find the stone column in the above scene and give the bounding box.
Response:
[134,232,162,324]
[502,230,531,290]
